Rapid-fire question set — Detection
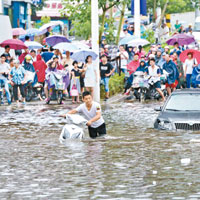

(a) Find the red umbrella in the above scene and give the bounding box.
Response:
[179,49,200,64]
[0,39,28,50]
[12,28,26,36]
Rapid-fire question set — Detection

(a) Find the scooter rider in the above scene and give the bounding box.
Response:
[145,58,165,101]
[61,91,106,139]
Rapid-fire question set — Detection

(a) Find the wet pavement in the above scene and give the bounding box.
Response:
[1,100,200,199]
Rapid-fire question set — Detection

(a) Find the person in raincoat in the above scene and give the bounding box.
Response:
[163,54,179,95]
[33,54,48,101]
[23,54,38,85]
[192,64,200,88]
[44,61,58,102]
[136,60,147,73]
[127,53,140,75]
[33,54,47,84]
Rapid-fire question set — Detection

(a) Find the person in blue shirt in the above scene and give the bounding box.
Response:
[123,20,129,30]
[170,42,181,57]
[10,60,26,104]
[136,60,147,73]
[41,47,54,63]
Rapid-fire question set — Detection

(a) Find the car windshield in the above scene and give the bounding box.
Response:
[165,93,200,111]
[194,22,200,31]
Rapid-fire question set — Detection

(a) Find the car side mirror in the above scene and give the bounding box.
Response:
[154,106,162,112]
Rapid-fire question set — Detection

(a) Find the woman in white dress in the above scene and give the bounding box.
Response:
[83,56,97,98]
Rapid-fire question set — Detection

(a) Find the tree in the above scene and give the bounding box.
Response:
[61,0,122,42]
[147,0,194,14]
[31,0,47,16]
[115,2,126,45]
[34,16,51,29]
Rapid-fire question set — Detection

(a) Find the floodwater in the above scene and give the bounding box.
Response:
[1,100,200,199]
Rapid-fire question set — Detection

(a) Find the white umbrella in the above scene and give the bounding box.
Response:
[72,41,90,50]
[127,38,150,47]
[38,21,64,35]
[71,49,98,63]
[24,41,43,50]
[53,42,79,52]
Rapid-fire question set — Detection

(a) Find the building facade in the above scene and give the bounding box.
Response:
[3,0,32,29]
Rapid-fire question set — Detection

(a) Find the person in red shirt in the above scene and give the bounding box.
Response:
[19,48,29,64]
[127,53,140,75]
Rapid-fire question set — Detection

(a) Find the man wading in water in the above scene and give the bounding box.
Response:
[61,91,107,139]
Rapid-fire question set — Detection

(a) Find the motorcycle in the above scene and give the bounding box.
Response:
[45,70,68,104]
[131,71,149,102]
[131,71,167,102]
[24,70,43,102]
[146,75,167,100]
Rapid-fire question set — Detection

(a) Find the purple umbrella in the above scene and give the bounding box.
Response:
[166,34,195,46]
[46,35,70,46]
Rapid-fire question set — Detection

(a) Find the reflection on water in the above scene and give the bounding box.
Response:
[1,101,200,199]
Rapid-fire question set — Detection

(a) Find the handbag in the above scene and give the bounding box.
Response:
[70,84,79,96]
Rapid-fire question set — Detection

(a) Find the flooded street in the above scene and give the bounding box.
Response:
[1,100,200,199]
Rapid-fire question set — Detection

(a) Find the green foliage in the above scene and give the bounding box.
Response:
[61,0,129,42]
[31,0,47,16]
[61,0,91,39]
[192,0,200,8]
[34,16,51,29]
[147,0,194,14]
[100,73,125,98]
[104,17,116,44]
[142,29,156,44]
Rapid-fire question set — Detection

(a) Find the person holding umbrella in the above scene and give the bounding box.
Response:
[3,45,11,63]
[183,52,198,88]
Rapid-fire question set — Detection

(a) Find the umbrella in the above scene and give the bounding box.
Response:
[119,36,139,45]
[46,35,70,46]
[24,41,43,50]
[179,49,200,64]
[127,38,150,47]
[71,50,98,63]
[0,39,27,50]
[166,34,195,46]
[53,42,79,52]
[12,28,26,36]
[72,41,90,50]
[38,21,64,35]
[25,28,40,36]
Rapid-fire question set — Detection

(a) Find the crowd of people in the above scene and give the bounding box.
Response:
[100,29,199,101]
[0,24,199,106]
[0,36,116,105]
